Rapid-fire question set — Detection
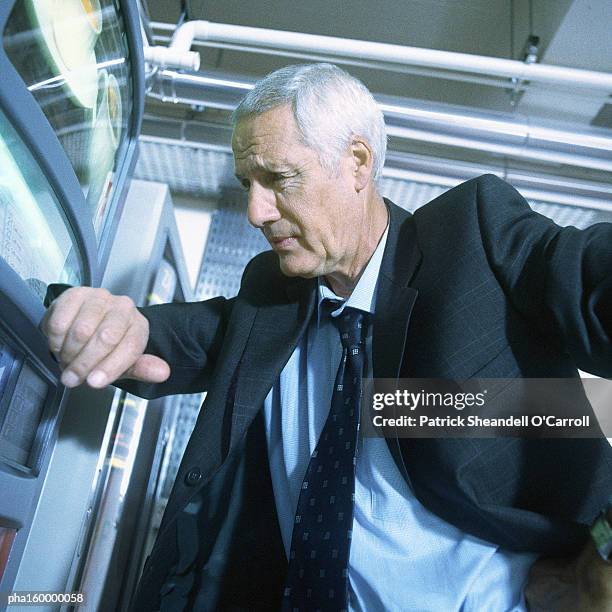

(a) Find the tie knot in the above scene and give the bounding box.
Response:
[331,306,367,349]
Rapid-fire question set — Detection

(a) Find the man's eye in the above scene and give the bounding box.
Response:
[272,174,291,184]
[240,180,250,191]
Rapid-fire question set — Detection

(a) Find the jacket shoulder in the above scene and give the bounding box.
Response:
[413,174,530,230]
[415,173,509,211]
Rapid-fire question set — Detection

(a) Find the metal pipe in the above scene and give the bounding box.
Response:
[146,20,612,92]
[143,45,200,71]
[150,35,519,91]
[146,69,612,173]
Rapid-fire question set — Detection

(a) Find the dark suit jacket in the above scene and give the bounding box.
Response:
[126,174,612,611]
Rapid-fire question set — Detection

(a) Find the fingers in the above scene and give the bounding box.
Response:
[41,287,166,389]
[83,324,167,388]
[59,291,121,368]
[112,354,171,386]
[41,286,92,355]
[61,301,143,387]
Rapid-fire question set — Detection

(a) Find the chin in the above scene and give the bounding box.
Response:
[277,254,321,279]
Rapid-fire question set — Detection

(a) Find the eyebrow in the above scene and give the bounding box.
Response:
[234,166,291,182]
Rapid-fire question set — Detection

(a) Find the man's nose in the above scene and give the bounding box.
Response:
[247,183,281,228]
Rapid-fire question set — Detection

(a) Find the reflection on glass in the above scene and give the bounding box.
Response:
[3,0,133,239]
[88,69,123,234]
[0,108,83,301]
[25,0,101,109]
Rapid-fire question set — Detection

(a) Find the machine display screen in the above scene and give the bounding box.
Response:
[0,362,49,469]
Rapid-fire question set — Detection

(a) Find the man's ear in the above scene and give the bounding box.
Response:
[350,137,375,192]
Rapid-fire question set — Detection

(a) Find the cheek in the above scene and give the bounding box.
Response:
[299,218,335,258]
[280,184,345,257]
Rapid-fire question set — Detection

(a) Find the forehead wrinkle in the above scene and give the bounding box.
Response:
[234,154,290,179]
[233,110,318,179]
[234,142,299,179]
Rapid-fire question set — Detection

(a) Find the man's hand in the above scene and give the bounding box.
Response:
[525,537,612,612]
[41,287,170,388]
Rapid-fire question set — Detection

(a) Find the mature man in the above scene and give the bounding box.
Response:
[43,64,611,610]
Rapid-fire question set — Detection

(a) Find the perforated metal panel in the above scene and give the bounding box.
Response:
[134,140,235,197]
[195,190,268,300]
[378,178,447,212]
[379,176,612,227]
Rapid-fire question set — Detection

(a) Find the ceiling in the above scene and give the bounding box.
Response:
[137,0,612,198]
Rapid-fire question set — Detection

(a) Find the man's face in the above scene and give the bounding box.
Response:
[232,104,360,279]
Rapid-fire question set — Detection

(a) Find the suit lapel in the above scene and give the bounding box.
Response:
[229,274,316,453]
[373,201,422,480]
[373,200,421,380]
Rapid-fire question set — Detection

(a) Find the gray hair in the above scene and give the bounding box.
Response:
[232,63,387,180]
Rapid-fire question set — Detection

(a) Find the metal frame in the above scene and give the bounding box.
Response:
[96,0,145,274]
[0,260,65,598]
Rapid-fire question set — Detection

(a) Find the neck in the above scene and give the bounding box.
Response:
[324,193,388,298]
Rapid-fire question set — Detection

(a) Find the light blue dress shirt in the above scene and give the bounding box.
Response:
[263,228,537,611]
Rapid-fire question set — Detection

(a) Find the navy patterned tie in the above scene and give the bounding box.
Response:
[282,306,368,612]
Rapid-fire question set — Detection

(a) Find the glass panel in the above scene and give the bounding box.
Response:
[0,108,83,300]
[3,0,133,237]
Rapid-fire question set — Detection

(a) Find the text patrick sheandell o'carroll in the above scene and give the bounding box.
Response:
[360,378,611,438]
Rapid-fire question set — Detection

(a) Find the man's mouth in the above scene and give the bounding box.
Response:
[269,236,297,250]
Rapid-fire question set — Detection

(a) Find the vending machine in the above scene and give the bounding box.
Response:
[0,0,144,601]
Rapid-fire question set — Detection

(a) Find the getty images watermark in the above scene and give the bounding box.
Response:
[360,378,612,438]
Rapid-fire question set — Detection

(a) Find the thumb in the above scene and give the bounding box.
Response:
[123,354,171,383]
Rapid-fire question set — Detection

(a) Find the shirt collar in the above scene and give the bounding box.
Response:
[316,225,389,322]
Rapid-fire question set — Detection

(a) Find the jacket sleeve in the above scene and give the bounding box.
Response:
[44,284,235,398]
[476,174,612,377]
[117,295,235,399]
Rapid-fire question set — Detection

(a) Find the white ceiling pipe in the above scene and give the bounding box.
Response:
[151,69,612,151]
[151,33,524,91]
[146,20,612,92]
[143,45,200,71]
[385,125,612,173]
[381,103,612,150]
[146,68,612,172]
